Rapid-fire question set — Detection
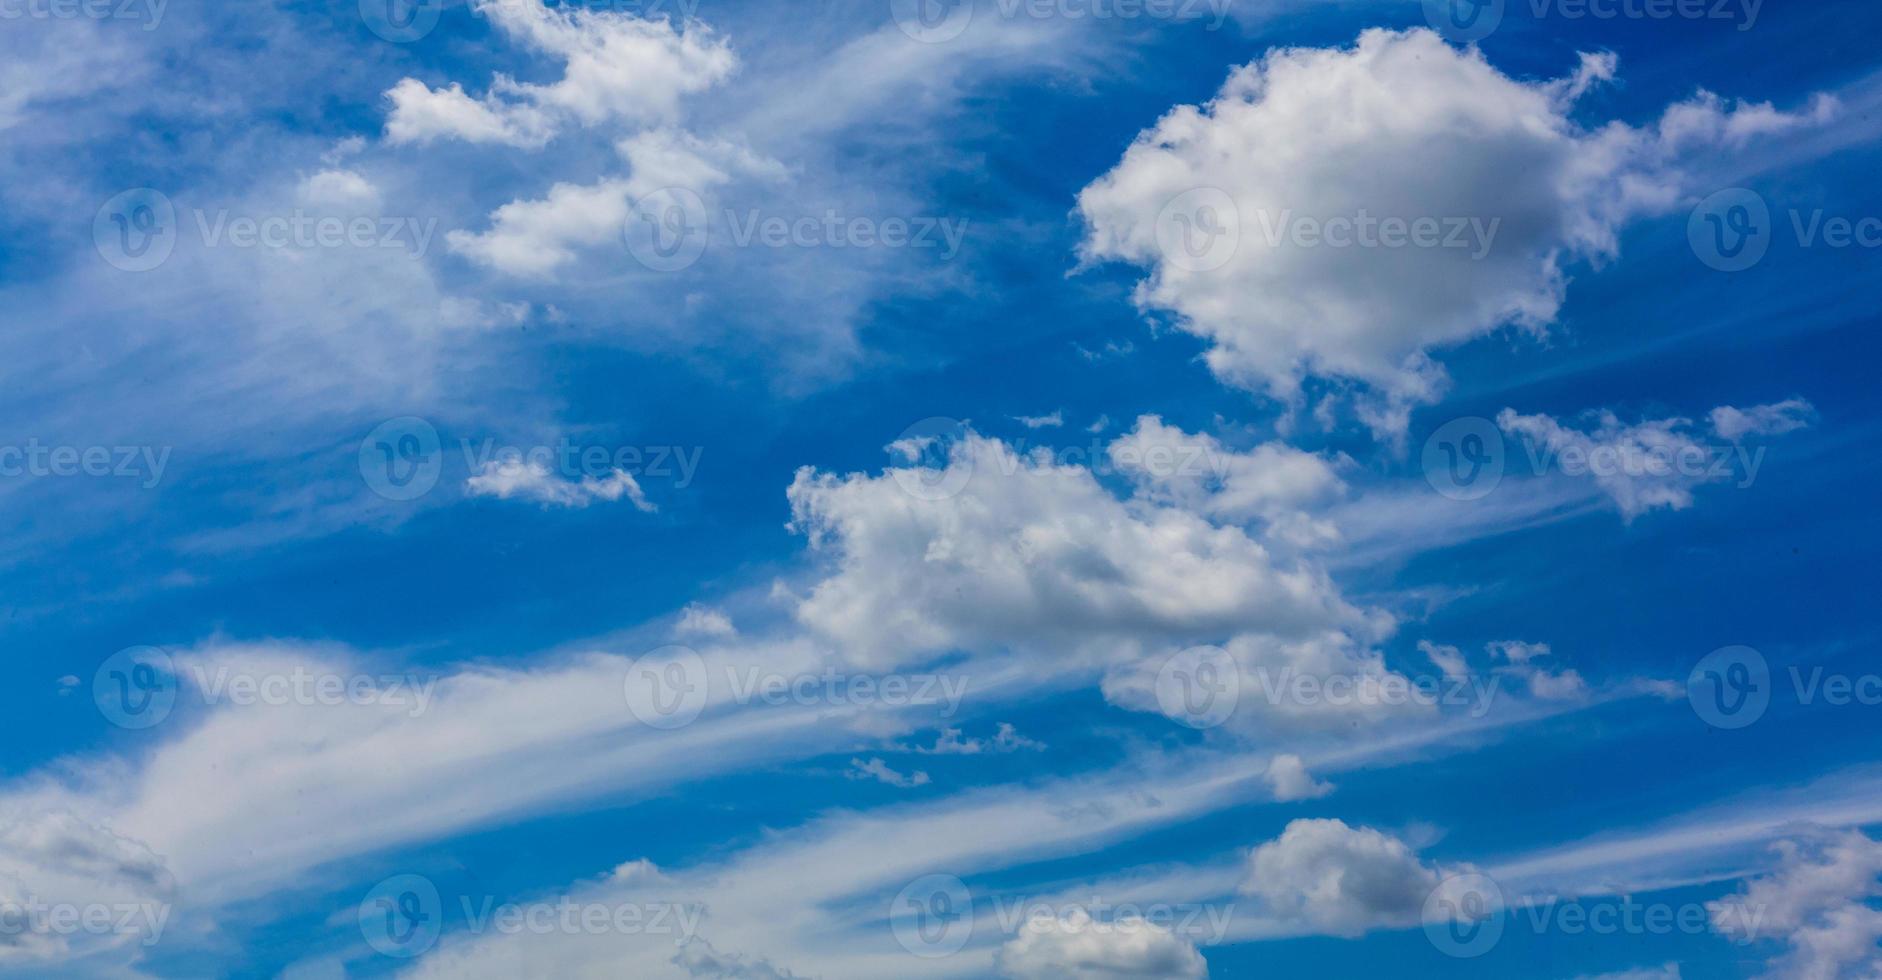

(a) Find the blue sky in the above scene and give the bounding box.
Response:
[2,0,1880,977]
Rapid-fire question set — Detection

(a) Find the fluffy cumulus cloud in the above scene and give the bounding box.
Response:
[1707,828,1882,979]
[1076,28,1834,436]
[786,430,1376,671]
[1239,819,1448,936]
[465,458,656,510]
[1498,399,1813,521]
[384,0,736,148]
[1108,415,1344,540]
[995,908,1210,980]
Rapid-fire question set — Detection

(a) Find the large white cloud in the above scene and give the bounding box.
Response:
[1076,28,1833,436]
[785,430,1375,671]
[995,908,1209,980]
[1238,818,1449,936]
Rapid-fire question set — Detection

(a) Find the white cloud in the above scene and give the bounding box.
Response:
[383,0,736,148]
[1498,402,1811,521]
[995,908,1209,980]
[1570,966,1681,980]
[1710,398,1816,442]
[846,758,930,788]
[1707,828,1882,979]
[1076,28,1833,436]
[1417,640,1469,683]
[447,131,781,277]
[1264,753,1333,802]
[676,603,738,638]
[674,938,803,979]
[465,458,655,510]
[900,723,1044,755]
[296,168,380,209]
[1486,641,1586,702]
[1239,818,1448,936]
[786,430,1376,673]
[1108,415,1344,535]
[1013,411,1064,429]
